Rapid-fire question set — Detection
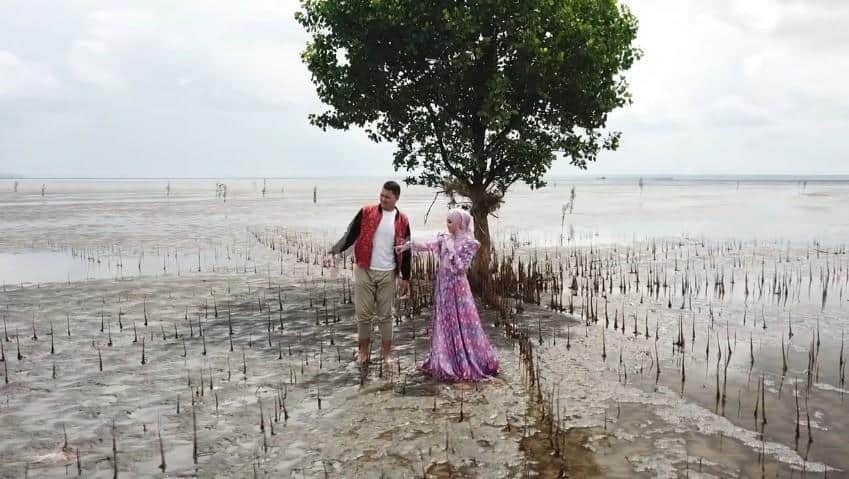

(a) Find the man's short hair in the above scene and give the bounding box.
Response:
[383,180,401,198]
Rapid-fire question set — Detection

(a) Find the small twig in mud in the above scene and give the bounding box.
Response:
[805,389,813,444]
[259,399,267,453]
[3,341,9,383]
[317,385,322,410]
[601,325,607,360]
[776,334,788,378]
[794,380,800,447]
[111,420,118,479]
[228,304,233,335]
[841,330,846,386]
[458,391,464,422]
[749,334,754,369]
[419,451,427,478]
[158,416,166,471]
[192,398,198,464]
[16,328,23,360]
[760,373,767,427]
[242,346,248,381]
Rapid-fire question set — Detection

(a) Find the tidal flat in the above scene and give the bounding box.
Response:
[1,177,847,477]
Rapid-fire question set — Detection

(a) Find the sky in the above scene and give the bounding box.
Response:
[0,0,847,178]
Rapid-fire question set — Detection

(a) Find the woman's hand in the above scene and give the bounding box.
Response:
[443,236,455,252]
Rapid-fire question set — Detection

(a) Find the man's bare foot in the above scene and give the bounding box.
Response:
[356,350,370,366]
[382,353,399,373]
[357,339,371,366]
[380,340,392,364]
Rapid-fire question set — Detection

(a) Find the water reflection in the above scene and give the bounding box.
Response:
[0,248,239,286]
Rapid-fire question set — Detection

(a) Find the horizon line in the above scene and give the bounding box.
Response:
[2,173,849,181]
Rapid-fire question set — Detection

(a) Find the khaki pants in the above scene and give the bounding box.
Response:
[353,266,395,342]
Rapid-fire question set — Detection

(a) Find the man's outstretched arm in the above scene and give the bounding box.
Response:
[330,209,363,254]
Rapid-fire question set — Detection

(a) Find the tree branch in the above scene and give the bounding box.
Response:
[425,103,468,183]
[423,190,445,225]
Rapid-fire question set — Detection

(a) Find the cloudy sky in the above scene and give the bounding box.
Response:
[1,0,847,178]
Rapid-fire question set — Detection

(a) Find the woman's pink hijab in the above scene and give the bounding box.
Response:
[447,208,475,244]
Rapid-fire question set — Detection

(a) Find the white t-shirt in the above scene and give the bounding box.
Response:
[370,208,397,271]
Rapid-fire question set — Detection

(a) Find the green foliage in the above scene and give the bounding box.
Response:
[297,0,640,212]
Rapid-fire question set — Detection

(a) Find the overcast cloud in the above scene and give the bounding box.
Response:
[0,0,847,178]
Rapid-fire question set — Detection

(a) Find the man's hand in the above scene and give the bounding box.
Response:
[398,279,410,298]
[322,254,336,268]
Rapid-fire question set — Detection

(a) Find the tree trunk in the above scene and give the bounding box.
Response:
[469,198,493,294]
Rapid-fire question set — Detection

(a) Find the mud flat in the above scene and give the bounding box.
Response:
[2,177,848,477]
[0,251,541,477]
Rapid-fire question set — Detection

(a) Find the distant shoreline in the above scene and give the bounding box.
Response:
[3,174,849,183]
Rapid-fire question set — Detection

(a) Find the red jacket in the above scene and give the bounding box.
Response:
[332,205,412,279]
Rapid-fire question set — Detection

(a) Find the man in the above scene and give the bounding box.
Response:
[327,181,411,365]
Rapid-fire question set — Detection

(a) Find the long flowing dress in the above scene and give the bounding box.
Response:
[412,234,499,382]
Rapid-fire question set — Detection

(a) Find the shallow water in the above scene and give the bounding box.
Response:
[2,177,848,251]
[520,237,848,476]
[1,176,848,477]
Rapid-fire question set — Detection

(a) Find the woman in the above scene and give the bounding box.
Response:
[397,208,499,382]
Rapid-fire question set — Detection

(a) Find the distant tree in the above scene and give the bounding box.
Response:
[297,0,640,282]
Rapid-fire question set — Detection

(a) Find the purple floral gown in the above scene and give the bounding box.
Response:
[412,234,499,382]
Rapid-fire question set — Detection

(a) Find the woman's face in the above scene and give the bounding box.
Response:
[446,216,459,235]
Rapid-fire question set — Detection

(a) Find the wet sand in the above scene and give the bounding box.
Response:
[0,254,537,478]
[1,177,848,477]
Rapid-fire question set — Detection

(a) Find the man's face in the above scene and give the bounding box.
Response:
[379,188,398,210]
